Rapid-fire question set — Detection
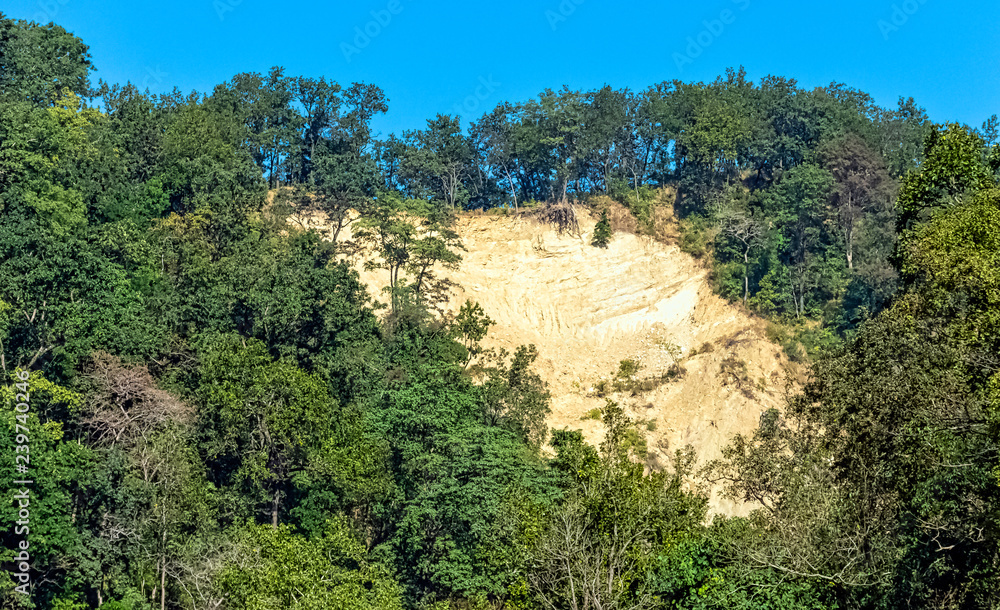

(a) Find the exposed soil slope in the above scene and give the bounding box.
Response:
[297,207,791,515]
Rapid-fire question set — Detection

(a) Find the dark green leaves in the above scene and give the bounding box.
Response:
[0,15,94,105]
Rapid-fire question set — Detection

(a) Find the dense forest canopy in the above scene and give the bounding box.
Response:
[1,12,999,610]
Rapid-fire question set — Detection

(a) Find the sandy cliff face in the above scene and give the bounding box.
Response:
[297,207,791,515]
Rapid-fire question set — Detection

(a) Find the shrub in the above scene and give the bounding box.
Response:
[592,209,612,248]
[764,322,788,344]
[616,359,642,380]
[655,338,683,365]
[665,363,686,380]
[678,215,713,259]
[622,428,648,460]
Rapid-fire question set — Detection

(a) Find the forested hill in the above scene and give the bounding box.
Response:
[1,13,1000,610]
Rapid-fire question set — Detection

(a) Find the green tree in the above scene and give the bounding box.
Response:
[0,371,103,608]
[529,401,706,610]
[450,299,494,368]
[896,123,993,231]
[592,209,612,248]
[477,344,551,448]
[154,213,383,405]
[818,133,897,270]
[715,197,765,304]
[471,102,521,209]
[712,186,1000,607]
[354,192,463,314]
[764,163,840,318]
[400,114,474,210]
[291,75,341,182]
[0,15,94,104]
[196,336,339,527]
[374,320,557,606]
[217,519,402,610]
[312,150,379,242]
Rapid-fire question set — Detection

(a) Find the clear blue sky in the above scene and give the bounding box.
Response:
[5,0,998,137]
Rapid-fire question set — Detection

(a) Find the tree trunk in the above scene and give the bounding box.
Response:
[504,168,518,211]
[332,214,345,244]
[743,247,751,304]
[272,491,280,529]
[161,513,167,610]
[846,225,854,270]
[160,559,166,610]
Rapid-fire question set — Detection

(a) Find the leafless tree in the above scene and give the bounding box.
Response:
[529,494,657,610]
[81,351,193,448]
[719,208,765,303]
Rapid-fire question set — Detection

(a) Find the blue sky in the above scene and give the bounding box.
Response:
[4,0,998,137]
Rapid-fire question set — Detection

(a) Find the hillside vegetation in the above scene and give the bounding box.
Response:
[0,12,999,610]
[300,203,791,516]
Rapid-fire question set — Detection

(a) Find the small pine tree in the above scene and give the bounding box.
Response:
[592,210,612,248]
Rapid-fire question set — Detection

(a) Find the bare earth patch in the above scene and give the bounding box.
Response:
[299,207,792,516]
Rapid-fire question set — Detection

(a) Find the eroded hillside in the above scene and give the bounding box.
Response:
[298,206,792,515]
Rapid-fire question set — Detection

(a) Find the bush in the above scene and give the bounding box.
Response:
[592,209,612,248]
[710,261,746,302]
[627,186,658,229]
[616,358,642,380]
[764,322,788,344]
[782,338,807,363]
[794,324,842,358]
[622,427,648,460]
[678,215,713,259]
[768,322,842,363]
[665,363,686,380]
[655,338,683,365]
